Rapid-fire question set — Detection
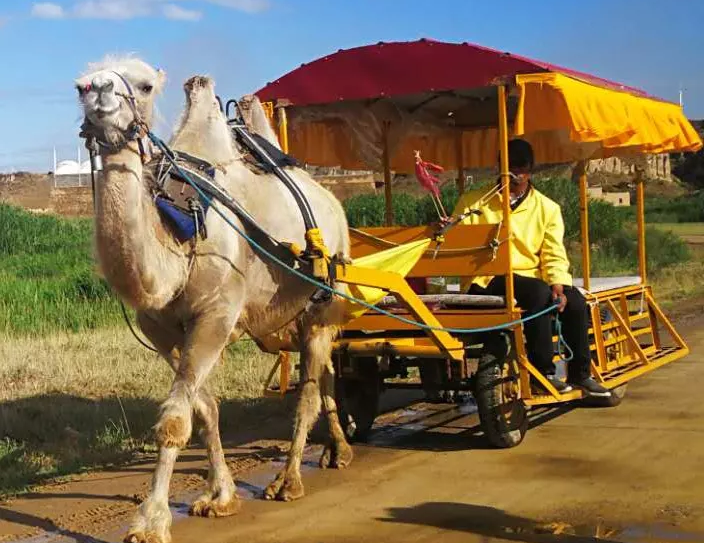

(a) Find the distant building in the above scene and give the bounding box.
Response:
[53,159,93,188]
[54,160,92,176]
[588,186,630,207]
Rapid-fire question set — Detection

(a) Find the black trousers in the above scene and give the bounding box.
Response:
[472,275,591,381]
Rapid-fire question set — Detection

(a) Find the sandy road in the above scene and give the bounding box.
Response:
[2,322,704,543]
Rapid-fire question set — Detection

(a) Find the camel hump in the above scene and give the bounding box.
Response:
[238,94,281,151]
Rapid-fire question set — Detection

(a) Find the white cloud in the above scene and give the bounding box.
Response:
[27,0,270,22]
[201,0,270,13]
[73,1,151,20]
[163,4,202,21]
[31,3,67,19]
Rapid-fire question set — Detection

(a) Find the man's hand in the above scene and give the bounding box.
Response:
[551,284,567,313]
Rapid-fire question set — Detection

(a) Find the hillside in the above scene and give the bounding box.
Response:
[672,119,704,188]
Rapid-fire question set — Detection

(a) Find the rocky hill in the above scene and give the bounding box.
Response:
[672,120,704,189]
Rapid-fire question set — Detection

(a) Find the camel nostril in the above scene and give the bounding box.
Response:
[76,83,91,96]
[92,76,114,94]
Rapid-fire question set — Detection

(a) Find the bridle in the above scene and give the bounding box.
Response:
[80,70,151,167]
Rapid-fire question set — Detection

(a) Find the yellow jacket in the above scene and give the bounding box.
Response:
[453,186,572,289]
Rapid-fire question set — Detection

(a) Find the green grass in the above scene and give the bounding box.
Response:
[652,222,704,238]
[0,204,119,335]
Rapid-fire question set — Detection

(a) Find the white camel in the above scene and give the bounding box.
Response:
[75,57,353,543]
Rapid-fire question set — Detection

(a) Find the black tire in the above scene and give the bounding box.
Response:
[335,357,380,443]
[474,354,528,448]
[583,383,628,407]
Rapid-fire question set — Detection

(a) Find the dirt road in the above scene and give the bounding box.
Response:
[2,323,704,543]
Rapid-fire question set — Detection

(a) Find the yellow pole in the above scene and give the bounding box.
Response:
[455,131,465,194]
[636,170,646,284]
[382,121,393,226]
[576,160,591,292]
[497,85,514,312]
[277,106,289,154]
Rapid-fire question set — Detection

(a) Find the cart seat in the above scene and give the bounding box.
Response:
[377,293,506,309]
[573,276,641,293]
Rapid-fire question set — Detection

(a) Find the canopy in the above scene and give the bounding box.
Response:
[256,39,702,173]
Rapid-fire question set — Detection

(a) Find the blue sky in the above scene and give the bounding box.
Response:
[1,0,703,172]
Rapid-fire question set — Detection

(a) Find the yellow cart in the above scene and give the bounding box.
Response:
[255,39,702,447]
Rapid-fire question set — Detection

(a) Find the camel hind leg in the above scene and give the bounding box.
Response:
[265,322,351,501]
[319,360,354,469]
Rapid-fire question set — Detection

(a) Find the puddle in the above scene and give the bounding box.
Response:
[368,399,478,446]
[531,520,704,542]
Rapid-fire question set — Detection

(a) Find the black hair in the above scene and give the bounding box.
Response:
[498,138,534,170]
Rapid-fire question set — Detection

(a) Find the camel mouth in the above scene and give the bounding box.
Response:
[184,75,214,94]
[94,106,121,119]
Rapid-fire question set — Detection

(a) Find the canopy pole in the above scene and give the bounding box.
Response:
[635,169,646,284]
[497,85,514,312]
[574,160,591,292]
[276,105,289,154]
[455,131,465,194]
[382,121,393,226]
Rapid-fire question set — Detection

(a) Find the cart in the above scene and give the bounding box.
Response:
[254,39,702,447]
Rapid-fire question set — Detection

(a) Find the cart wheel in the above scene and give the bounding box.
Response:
[335,357,380,443]
[475,354,528,448]
[583,383,628,407]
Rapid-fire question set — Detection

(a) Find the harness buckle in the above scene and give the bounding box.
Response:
[489,238,500,261]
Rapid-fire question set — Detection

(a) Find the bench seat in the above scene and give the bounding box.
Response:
[377,293,506,309]
[573,276,641,294]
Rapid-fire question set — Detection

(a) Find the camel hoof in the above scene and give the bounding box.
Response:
[319,441,354,469]
[189,495,241,518]
[124,532,170,543]
[264,472,305,502]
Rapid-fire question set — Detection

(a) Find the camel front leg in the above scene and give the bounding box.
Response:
[136,312,239,519]
[188,387,240,518]
[126,310,240,543]
[265,324,348,501]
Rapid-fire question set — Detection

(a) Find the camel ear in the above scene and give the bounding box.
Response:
[156,69,167,93]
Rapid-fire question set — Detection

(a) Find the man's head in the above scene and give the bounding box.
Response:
[498,138,533,194]
[507,138,534,174]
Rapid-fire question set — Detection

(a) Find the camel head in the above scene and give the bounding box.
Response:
[75,55,166,148]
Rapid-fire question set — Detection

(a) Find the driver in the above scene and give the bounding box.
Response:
[451,139,610,398]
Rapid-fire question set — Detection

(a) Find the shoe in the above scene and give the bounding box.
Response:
[544,374,573,394]
[570,377,611,397]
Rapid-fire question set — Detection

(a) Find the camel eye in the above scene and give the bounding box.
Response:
[141,84,154,94]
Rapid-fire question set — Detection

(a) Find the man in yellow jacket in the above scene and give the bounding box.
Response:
[453,139,609,397]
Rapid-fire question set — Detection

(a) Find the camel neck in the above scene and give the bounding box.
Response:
[94,142,187,310]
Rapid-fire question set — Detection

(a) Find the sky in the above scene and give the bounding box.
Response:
[1,0,703,172]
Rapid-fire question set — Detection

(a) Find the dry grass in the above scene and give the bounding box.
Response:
[650,248,704,310]
[0,328,293,496]
[0,328,279,403]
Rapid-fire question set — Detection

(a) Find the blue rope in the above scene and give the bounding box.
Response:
[146,132,571,340]
[554,314,574,362]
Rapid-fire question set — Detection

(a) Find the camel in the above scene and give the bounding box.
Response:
[75,56,353,543]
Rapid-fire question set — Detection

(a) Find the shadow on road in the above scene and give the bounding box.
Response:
[378,501,626,542]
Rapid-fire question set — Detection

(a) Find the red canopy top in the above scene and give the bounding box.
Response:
[255,38,652,107]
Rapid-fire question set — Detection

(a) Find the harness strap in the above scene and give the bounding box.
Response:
[224,106,330,272]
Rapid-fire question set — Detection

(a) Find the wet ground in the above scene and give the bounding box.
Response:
[2,321,704,543]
